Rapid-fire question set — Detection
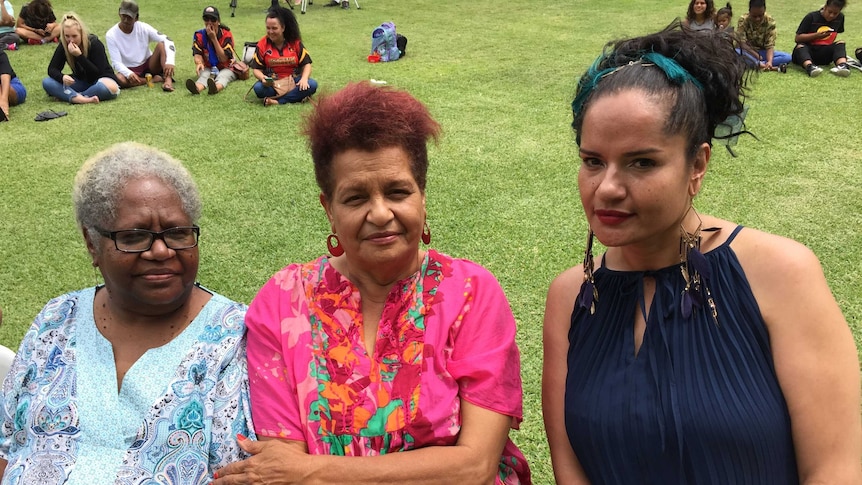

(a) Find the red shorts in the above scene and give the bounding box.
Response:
[128,55,154,77]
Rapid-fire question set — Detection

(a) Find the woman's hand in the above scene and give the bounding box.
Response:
[62,74,74,86]
[195,63,205,76]
[212,437,311,485]
[214,402,513,484]
[206,23,218,41]
[67,42,81,57]
[298,78,309,90]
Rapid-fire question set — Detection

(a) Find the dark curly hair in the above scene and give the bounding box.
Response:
[571,21,752,160]
[303,82,441,199]
[266,6,301,43]
[28,0,54,23]
[686,0,716,22]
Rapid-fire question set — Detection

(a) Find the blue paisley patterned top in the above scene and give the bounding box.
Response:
[0,286,255,485]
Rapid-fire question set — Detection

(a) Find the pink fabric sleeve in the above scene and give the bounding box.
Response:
[445,260,524,426]
[245,265,306,441]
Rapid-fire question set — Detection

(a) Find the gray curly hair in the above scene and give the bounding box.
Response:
[73,142,202,248]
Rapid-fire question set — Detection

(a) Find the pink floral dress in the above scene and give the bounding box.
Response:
[246,250,531,483]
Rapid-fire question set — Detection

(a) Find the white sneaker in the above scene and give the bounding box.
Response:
[807,65,823,77]
[830,65,851,77]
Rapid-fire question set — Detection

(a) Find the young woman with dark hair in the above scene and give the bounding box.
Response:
[543,21,861,485]
[248,6,316,105]
[683,0,716,31]
[792,0,851,77]
[736,0,791,70]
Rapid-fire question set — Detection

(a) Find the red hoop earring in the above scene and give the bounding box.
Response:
[421,222,431,245]
[327,234,344,256]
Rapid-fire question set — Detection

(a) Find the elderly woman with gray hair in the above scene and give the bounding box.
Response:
[0,142,254,484]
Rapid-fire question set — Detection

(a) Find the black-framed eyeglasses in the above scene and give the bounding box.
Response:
[95,226,200,253]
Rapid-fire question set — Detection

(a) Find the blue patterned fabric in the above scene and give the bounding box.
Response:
[0,286,254,485]
[564,226,799,484]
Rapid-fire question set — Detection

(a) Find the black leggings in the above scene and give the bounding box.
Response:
[792,42,847,66]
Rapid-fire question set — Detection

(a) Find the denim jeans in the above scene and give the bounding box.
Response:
[737,48,792,67]
[253,76,317,104]
[42,77,119,103]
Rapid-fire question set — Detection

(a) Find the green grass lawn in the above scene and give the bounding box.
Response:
[1,0,861,482]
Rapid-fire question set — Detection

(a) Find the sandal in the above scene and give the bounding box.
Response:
[186,78,200,95]
[162,78,175,92]
[0,109,7,122]
[34,110,67,122]
[207,77,219,95]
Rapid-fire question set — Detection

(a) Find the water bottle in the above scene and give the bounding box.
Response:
[210,66,219,78]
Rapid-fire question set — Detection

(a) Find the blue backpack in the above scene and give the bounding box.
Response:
[371,22,402,62]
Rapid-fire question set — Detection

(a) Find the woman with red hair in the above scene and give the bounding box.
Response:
[213,82,532,484]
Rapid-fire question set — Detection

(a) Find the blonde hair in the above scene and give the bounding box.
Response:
[59,12,90,71]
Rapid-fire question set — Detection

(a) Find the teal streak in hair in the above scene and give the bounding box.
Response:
[571,52,702,123]
[641,52,703,90]
[571,54,615,119]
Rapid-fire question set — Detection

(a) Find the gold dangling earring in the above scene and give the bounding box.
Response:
[578,228,598,315]
[679,205,718,325]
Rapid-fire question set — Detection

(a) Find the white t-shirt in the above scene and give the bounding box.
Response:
[105,21,176,76]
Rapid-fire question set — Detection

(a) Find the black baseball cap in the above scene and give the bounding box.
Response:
[202,6,220,21]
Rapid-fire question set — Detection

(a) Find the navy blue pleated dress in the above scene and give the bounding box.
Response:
[565,226,799,484]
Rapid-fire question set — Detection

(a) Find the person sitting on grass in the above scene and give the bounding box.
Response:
[186,6,237,95]
[736,0,791,71]
[716,3,734,32]
[0,0,20,49]
[683,0,716,32]
[105,0,176,91]
[42,12,119,104]
[0,50,25,121]
[249,6,317,106]
[15,0,59,45]
[792,0,850,78]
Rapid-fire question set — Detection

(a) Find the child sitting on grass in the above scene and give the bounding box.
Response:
[716,3,734,32]
[792,0,850,78]
[736,0,791,71]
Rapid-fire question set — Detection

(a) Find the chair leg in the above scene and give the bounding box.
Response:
[353,0,360,8]
[301,0,308,13]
